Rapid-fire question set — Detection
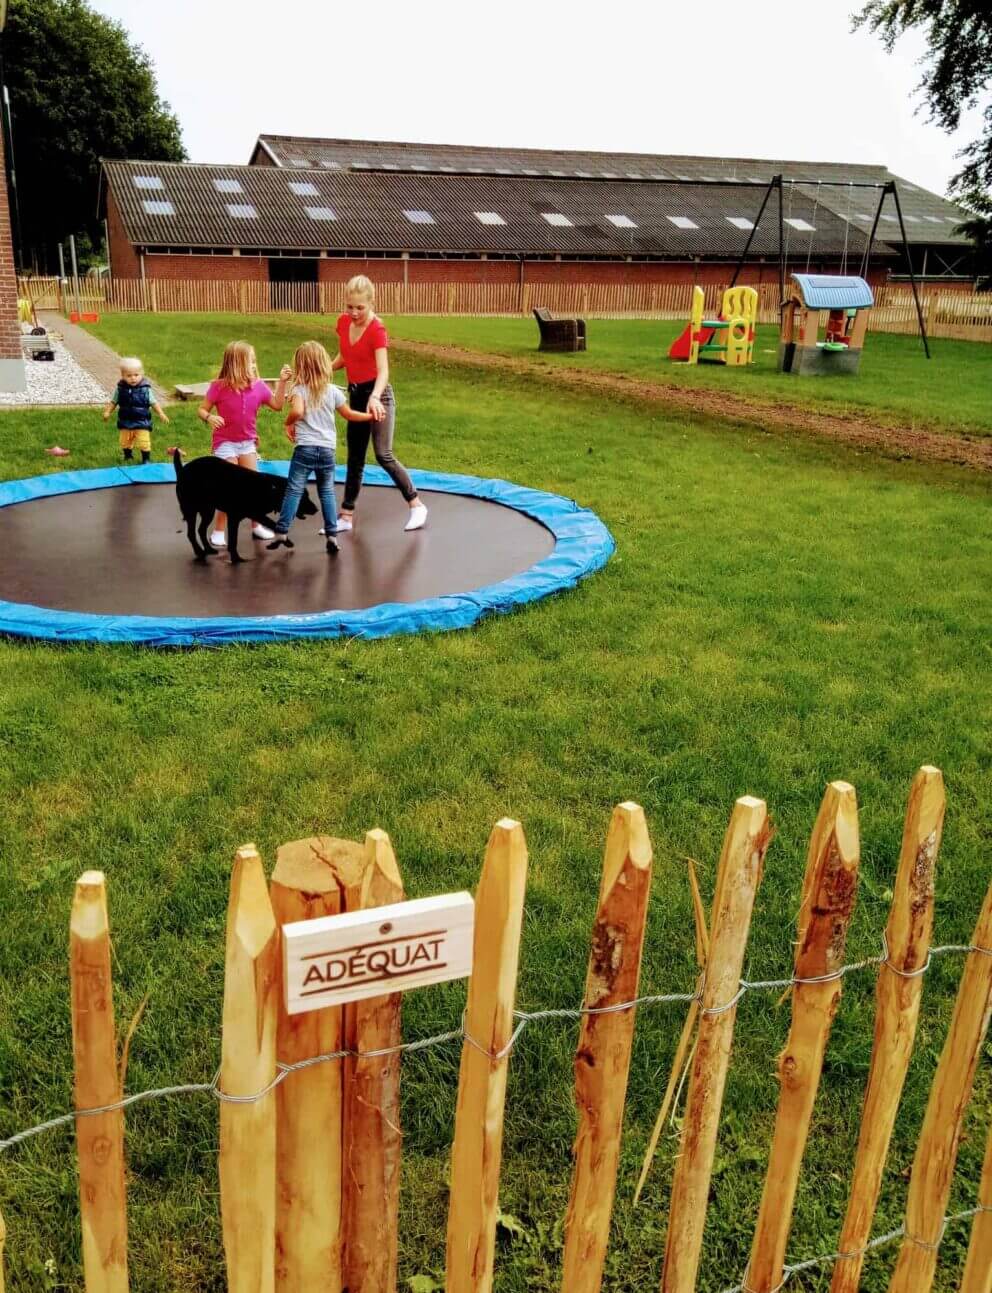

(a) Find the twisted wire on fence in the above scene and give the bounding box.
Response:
[1,937,988,1283]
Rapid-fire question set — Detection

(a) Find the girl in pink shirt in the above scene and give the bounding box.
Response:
[196,340,291,544]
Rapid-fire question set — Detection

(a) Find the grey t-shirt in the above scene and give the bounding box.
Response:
[292,382,345,449]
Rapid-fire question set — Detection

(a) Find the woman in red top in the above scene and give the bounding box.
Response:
[332,275,427,532]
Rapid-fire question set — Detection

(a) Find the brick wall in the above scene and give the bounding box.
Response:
[106,192,141,278]
[144,253,269,281]
[0,126,23,363]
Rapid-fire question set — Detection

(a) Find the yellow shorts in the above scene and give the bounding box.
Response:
[119,428,151,452]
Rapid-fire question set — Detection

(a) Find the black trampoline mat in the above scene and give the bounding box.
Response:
[0,483,556,618]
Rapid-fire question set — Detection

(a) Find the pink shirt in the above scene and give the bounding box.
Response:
[205,378,273,450]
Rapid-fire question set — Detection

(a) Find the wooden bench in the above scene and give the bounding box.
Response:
[533,308,587,353]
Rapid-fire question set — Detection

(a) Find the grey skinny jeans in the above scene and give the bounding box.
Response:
[342,382,417,510]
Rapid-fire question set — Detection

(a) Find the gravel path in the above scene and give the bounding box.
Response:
[0,341,107,408]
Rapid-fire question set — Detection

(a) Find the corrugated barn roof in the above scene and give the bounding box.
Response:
[251,135,970,247]
[104,159,895,261]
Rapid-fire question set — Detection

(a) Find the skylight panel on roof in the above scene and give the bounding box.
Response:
[575,170,592,177]
[214,178,244,194]
[439,165,455,173]
[606,214,637,228]
[925,215,944,223]
[625,171,641,179]
[352,161,370,170]
[495,167,512,175]
[903,214,920,222]
[726,216,754,229]
[475,211,506,225]
[550,169,565,176]
[542,213,573,227]
[383,163,398,170]
[698,176,714,182]
[523,168,539,175]
[676,174,691,180]
[289,181,320,197]
[784,217,815,231]
[600,171,617,179]
[320,160,341,170]
[880,214,897,222]
[748,176,763,183]
[227,203,258,219]
[404,209,435,224]
[142,200,175,216]
[667,215,698,229]
[649,173,666,180]
[290,159,308,168]
[306,206,336,221]
[412,164,428,171]
[133,175,164,190]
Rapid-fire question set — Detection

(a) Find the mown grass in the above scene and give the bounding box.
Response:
[1,313,990,1291]
[385,313,992,438]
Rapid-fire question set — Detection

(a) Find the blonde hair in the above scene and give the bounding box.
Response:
[345,275,375,304]
[119,356,142,374]
[292,340,334,406]
[216,340,257,391]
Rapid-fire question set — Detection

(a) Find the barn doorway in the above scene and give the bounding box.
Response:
[269,258,320,312]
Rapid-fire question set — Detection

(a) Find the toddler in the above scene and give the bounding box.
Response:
[267,340,371,555]
[102,358,169,463]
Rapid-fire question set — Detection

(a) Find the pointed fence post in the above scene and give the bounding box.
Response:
[887,875,992,1293]
[219,845,279,1293]
[343,829,405,1293]
[70,871,129,1293]
[561,803,653,1293]
[961,1118,992,1293]
[660,796,772,1293]
[746,782,861,1293]
[446,819,528,1293]
[830,767,943,1293]
[270,839,347,1293]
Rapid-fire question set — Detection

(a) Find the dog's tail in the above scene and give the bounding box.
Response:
[172,447,184,476]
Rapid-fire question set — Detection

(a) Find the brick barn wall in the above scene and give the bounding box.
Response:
[106,192,141,278]
[0,126,24,365]
[144,254,269,281]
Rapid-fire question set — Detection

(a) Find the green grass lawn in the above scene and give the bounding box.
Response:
[384,313,992,438]
[1,313,991,1291]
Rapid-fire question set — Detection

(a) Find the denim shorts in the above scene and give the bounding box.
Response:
[213,440,258,461]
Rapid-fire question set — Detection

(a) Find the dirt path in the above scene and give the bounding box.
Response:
[393,339,992,473]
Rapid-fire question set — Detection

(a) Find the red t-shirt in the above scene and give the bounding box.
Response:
[336,314,388,384]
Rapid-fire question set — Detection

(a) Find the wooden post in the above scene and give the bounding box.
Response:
[961,1118,992,1293]
[271,840,346,1293]
[887,874,992,1293]
[343,829,405,1293]
[445,819,528,1293]
[830,767,944,1293]
[70,871,129,1293]
[1,1204,6,1292]
[561,803,653,1293]
[746,782,861,1293]
[219,845,279,1293]
[660,796,771,1293]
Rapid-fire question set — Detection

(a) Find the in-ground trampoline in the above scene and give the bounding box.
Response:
[0,464,614,646]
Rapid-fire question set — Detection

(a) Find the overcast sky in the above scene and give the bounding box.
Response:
[90,0,982,197]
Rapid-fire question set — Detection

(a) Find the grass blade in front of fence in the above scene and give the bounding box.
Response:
[660,796,771,1293]
[219,845,279,1293]
[271,838,348,1292]
[830,766,943,1293]
[446,819,528,1293]
[343,829,405,1293]
[887,875,992,1293]
[70,871,129,1293]
[961,1118,992,1293]
[746,781,861,1292]
[561,803,653,1293]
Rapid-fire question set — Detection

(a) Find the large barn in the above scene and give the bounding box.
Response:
[100,135,974,296]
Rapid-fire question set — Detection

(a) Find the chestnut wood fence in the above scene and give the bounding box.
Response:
[17,275,992,341]
[1,767,991,1291]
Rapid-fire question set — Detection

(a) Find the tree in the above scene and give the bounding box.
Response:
[853,2,992,195]
[2,0,185,268]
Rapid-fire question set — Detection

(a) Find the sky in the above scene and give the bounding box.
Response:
[90,0,984,197]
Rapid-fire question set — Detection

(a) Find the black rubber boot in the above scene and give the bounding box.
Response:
[326,537,339,555]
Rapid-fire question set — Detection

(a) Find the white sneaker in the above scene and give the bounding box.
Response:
[336,517,353,532]
[252,523,275,540]
[209,530,226,547]
[404,504,428,532]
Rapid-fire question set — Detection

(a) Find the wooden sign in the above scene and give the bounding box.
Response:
[282,892,474,1014]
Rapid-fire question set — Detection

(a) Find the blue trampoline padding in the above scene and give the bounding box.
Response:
[0,463,615,647]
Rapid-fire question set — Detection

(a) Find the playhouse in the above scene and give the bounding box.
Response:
[779,274,874,376]
[669,286,758,367]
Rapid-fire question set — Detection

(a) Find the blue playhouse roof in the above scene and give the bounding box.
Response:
[791,274,874,309]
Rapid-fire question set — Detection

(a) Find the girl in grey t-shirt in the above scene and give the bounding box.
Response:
[268,341,372,554]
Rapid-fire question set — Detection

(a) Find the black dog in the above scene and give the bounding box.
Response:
[174,451,317,563]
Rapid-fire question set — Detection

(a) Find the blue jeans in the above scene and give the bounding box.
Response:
[276,445,337,536]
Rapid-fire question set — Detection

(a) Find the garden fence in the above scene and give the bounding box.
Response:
[1,767,990,1292]
[17,275,992,341]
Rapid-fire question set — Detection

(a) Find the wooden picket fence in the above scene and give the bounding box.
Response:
[16,274,992,340]
[0,766,990,1291]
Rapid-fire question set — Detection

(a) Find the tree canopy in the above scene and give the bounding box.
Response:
[3,0,185,266]
[853,1,992,195]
